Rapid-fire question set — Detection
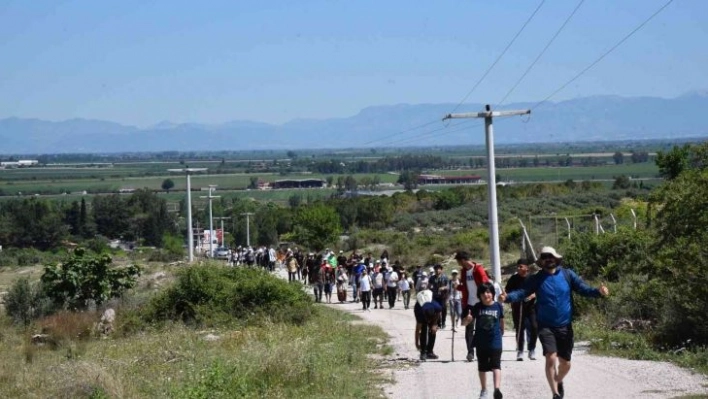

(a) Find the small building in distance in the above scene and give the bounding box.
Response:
[417,174,482,185]
[271,179,325,189]
[0,159,39,168]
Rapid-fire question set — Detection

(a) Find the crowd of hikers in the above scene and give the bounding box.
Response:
[224,245,609,399]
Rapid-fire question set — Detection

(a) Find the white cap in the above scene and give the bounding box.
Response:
[451,269,458,274]
[540,246,562,259]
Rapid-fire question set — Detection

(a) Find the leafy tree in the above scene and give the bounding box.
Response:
[656,145,689,180]
[161,178,175,192]
[249,176,259,189]
[612,175,631,190]
[397,171,418,190]
[650,168,708,345]
[292,204,342,251]
[326,176,334,188]
[41,248,141,310]
[612,152,624,165]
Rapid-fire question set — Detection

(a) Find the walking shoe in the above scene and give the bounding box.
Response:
[517,350,524,361]
[374,305,378,309]
[419,352,427,361]
[426,352,439,360]
[466,352,475,362]
[557,382,564,398]
[552,395,561,399]
[528,349,536,360]
[493,388,503,399]
[478,388,488,399]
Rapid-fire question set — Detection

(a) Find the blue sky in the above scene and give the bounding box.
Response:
[1,0,706,126]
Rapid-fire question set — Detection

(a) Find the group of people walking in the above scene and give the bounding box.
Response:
[303,246,609,399]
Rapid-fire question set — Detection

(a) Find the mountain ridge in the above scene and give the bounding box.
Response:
[1,93,707,154]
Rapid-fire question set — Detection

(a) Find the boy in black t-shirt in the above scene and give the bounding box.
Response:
[463,282,504,399]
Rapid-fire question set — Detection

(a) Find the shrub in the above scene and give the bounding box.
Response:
[4,277,54,325]
[41,248,141,310]
[144,265,313,327]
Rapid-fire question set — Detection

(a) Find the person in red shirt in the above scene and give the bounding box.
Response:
[455,250,491,362]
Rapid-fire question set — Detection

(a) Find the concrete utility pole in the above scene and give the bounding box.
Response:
[241,212,254,247]
[200,185,220,257]
[168,168,208,262]
[443,105,530,284]
[214,216,231,247]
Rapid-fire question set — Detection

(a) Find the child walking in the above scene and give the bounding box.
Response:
[462,282,504,399]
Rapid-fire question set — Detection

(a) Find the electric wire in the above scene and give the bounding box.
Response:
[363,0,546,148]
[449,0,547,115]
[495,0,586,108]
[530,0,675,111]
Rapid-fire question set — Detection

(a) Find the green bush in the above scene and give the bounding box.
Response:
[4,277,54,325]
[144,265,313,327]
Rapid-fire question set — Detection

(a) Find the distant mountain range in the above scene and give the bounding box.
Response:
[2,92,708,154]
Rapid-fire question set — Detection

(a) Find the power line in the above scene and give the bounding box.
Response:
[531,0,675,111]
[363,0,546,148]
[361,119,440,146]
[496,0,586,108]
[449,0,547,115]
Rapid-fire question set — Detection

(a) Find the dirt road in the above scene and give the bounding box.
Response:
[324,294,708,399]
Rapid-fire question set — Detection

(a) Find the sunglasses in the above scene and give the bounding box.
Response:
[539,254,555,260]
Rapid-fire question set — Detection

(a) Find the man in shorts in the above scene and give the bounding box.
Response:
[501,247,609,399]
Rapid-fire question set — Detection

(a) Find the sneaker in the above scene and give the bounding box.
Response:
[493,388,503,399]
[528,349,536,360]
[517,350,524,361]
[426,352,439,360]
[552,395,561,399]
[466,352,475,362]
[478,388,488,399]
[419,352,427,361]
[557,382,564,398]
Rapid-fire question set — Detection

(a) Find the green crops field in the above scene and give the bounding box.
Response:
[438,163,659,181]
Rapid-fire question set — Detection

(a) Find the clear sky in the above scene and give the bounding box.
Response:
[1,0,706,127]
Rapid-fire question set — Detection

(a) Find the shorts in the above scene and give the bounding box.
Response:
[324,283,332,294]
[476,348,502,372]
[414,303,425,324]
[539,324,574,361]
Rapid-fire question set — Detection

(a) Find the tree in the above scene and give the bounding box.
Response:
[656,145,689,180]
[612,175,631,190]
[161,178,175,192]
[650,168,708,344]
[397,171,418,191]
[292,204,342,251]
[249,176,259,189]
[612,152,624,165]
[41,248,141,310]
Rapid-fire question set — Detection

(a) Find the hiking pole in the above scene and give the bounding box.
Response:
[450,299,455,362]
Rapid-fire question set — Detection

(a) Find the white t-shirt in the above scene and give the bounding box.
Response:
[386,271,399,288]
[416,289,433,306]
[450,279,462,301]
[465,268,480,306]
[373,272,384,289]
[398,277,411,291]
[359,274,372,292]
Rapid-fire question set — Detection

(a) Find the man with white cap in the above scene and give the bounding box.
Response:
[501,246,609,399]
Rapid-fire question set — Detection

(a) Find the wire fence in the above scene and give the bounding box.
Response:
[521,211,641,258]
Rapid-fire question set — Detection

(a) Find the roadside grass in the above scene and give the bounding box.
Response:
[0,305,391,399]
[574,311,708,376]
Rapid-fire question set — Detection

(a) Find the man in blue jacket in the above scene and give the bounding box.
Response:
[501,246,608,399]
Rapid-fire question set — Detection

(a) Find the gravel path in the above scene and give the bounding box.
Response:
[323,290,708,399]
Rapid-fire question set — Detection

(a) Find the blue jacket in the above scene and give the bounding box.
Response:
[505,267,601,328]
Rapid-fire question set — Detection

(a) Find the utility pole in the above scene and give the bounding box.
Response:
[200,185,220,257]
[443,105,530,284]
[214,216,231,247]
[241,212,254,247]
[168,168,207,262]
